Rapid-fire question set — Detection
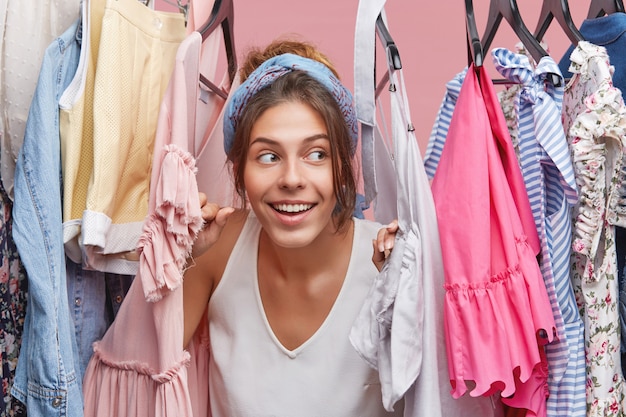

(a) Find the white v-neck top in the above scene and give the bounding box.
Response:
[208,212,402,416]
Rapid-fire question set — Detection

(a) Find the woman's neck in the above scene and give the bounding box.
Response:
[258,219,354,282]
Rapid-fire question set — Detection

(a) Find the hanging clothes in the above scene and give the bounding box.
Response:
[561,40,626,416]
[432,63,556,416]
[192,55,238,208]
[350,32,424,412]
[60,0,102,265]
[352,0,385,207]
[46,0,136,383]
[139,27,235,303]
[0,177,27,417]
[558,13,626,99]
[66,258,134,380]
[0,0,79,201]
[83,26,236,416]
[423,68,466,180]
[496,42,548,167]
[492,48,586,417]
[11,17,84,417]
[557,11,626,381]
[60,0,186,275]
[80,0,185,272]
[351,1,500,415]
[349,8,421,413]
[0,2,79,415]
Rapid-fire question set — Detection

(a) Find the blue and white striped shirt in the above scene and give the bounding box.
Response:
[424,68,466,179]
[492,48,585,417]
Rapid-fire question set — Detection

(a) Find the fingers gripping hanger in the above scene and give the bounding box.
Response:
[534,0,584,44]
[374,14,402,97]
[587,0,625,18]
[481,0,562,86]
[196,0,238,100]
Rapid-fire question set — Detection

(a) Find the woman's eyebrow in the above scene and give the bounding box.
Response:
[250,133,329,146]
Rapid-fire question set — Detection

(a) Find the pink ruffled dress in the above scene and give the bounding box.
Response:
[431,64,557,416]
[82,6,236,413]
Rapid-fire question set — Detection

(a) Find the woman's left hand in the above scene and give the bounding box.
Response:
[372,219,399,272]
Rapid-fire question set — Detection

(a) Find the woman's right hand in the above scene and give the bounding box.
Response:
[192,193,236,258]
[372,219,399,272]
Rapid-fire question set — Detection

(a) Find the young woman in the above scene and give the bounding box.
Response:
[183,40,400,416]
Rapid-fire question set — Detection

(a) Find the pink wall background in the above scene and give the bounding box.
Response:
[157,0,591,153]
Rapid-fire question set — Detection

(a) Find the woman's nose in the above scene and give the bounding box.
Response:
[278,160,305,189]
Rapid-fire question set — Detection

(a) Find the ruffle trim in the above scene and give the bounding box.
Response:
[569,72,626,261]
[444,263,520,293]
[82,342,194,417]
[138,144,204,302]
[90,341,191,383]
[501,359,549,417]
[568,41,613,79]
[444,237,556,399]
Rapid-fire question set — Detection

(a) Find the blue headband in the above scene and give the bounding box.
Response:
[223,53,358,155]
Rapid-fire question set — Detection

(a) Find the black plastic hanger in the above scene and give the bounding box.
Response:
[196,0,237,100]
[482,0,548,62]
[587,0,625,18]
[534,0,584,44]
[482,0,561,86]
[465,0,484,67]
[374,14,402,97]
[376,15,402,71]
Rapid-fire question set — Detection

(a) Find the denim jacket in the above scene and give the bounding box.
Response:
[558,13,626,93]
[11,19,83,417]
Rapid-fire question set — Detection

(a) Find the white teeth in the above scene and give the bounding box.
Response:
[274,203,313,213]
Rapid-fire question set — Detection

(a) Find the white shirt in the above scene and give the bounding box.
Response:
[208,213,402,417]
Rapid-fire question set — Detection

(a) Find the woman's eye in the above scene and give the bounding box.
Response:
[258,153,278,164]
[308,150,327,161]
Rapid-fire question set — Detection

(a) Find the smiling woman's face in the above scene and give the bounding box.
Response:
[243,100,338,249]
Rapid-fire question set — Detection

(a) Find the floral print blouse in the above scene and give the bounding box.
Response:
[563,41,626,416]
[0,180,27,417]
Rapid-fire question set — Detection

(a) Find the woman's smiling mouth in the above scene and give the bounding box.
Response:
[272,203,314,213]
